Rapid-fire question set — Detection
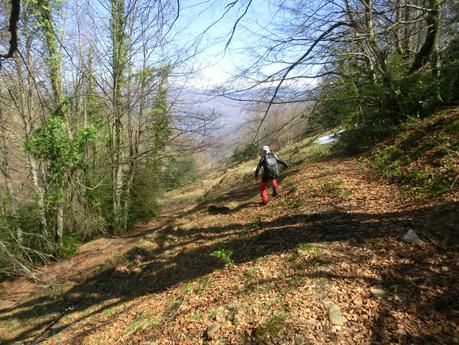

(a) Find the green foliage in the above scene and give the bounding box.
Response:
[245,265,258,283]
[370,145,456,196]
[149,64,172,152]
[304,143,334,161]
[229,142,258,164]
[26,117,98,188]
[246,215,263,230]
[126,155,197,229]
[124,310,159,335]
[440,38,459,105]
[314,44,459,152]
[127,163,162,228]
[210,248,235,268]
[26,116,97,199]
[57,233,81,258]
[159,156,198,192]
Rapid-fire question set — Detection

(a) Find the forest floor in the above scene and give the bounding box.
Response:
[0,113,458,344]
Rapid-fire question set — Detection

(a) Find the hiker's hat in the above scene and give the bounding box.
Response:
[262,145,270,154]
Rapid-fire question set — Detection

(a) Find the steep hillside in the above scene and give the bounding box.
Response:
[0,111,458,345]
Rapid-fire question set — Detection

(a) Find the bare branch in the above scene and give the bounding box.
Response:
[0,0,20,60]
[251,21,351,143]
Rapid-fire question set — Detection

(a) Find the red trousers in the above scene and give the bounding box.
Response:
[259,179,279,203]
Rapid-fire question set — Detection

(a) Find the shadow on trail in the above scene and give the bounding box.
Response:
[1,201,458,344]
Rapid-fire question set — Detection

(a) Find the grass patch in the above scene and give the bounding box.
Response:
[188,311,202,321]
[5,318,21,331]
[208,306,226,321]
[316,277,329,286]
[304,143,334,161]
[244,264,258,283]
[124,310,160,336]
[341,188,353,198]
[291,195,311,210]
[320,179,342,196]
[195,276,212,295]
[103,308,115,317]
[253,311,287,343]
[289,243,328,265]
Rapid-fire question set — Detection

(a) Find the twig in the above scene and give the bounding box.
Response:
[161,294,187,343]
[26,306,74,344]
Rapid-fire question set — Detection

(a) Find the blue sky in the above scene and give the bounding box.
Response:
[174,0,279,88]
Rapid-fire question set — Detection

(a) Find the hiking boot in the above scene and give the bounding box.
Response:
[273,189,278,197]
[259,201,268,206]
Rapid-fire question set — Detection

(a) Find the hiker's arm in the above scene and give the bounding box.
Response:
[255,157,264,178]
[275,155,288,169]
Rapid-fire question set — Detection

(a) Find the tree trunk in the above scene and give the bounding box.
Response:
[410,0,441,73]
[110,0,127,234]
[0,107,22,243]
[36,0,67,245]
[56,202,64,244]
[12,52,49,239]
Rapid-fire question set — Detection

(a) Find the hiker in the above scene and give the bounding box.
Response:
[254,146,288,205]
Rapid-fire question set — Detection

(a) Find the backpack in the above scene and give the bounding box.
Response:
[264,154,280,178]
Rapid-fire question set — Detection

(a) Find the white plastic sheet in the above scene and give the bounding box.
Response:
[314,129,346,145]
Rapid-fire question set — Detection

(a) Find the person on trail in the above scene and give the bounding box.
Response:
[254,146,288,205]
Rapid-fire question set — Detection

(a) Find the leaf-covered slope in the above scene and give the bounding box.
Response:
[0,114,458,345]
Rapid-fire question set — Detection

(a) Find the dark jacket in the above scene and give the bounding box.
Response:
[255,153,288,182]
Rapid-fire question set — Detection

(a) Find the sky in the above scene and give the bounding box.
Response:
[174,0,278,89]
[165,0,327,156]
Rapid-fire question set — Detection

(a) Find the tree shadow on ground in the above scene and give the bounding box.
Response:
[0,200,457,344]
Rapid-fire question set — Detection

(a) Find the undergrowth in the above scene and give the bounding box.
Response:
[368,111,459,197]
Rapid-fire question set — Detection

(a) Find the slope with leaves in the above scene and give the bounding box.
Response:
[0,113,458,345]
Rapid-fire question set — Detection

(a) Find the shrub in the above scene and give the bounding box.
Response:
[209,248,235,268]
[229,142,258,164]
[159,156,198,192]
[127,163,163,227]
[58,233,81,258]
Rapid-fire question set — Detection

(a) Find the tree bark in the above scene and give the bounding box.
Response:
[111,0,128,234]
[0,107,23,244]
[410,0,441,73]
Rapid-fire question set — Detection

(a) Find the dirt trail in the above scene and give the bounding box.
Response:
[0,203,186,311]
[0,157,458,345]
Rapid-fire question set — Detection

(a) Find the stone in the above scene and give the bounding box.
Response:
[326,304,346,326]
[402,229,424,245]
[370,287,386,298]
[441,266,449,272]
[206,323,221,338]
